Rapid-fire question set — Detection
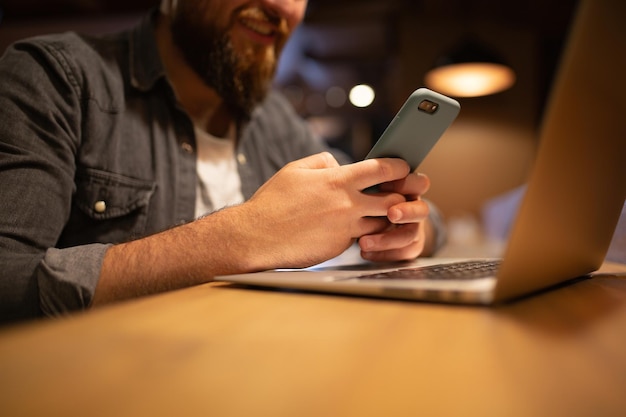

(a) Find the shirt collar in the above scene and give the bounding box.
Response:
[129,8,167,92]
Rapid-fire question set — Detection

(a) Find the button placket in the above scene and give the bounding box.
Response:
[181,142,194,154]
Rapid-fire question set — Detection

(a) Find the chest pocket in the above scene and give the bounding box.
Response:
[58,167,156,247]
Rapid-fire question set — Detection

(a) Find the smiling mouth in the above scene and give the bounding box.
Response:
[241,18,275,36]
[238,7,281,38]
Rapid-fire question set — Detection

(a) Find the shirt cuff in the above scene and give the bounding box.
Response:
[425,199,448,254]
[37,243,112,317]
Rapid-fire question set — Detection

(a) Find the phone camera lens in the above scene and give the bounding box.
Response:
[418,100,439,114]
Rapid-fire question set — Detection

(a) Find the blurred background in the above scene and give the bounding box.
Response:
[0,0,584,251]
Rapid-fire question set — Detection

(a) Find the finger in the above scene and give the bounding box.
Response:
[343,158,411,191]
[387,199,430,224]
[361,240,425,263]
[355,192,407,219]
[353,216,391,238]
[378,172,431,197]
[359,222,420,252]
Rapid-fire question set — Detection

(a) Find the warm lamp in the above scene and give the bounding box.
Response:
[425,39,516,98]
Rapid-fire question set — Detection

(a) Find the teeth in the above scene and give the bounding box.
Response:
[239,7,277,37]
[241,18,273,36]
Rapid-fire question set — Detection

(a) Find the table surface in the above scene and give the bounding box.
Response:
[1,258,626,417]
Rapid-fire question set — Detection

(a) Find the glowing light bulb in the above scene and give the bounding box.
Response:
[349,84,375,108]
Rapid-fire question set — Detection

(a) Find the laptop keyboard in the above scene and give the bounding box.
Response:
[357,260,501,281]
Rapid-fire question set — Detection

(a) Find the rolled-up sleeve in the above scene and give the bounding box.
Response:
[37,244,111,317]
[0,245,110,323]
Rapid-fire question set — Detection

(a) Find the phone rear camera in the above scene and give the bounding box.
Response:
[418,100,439,114]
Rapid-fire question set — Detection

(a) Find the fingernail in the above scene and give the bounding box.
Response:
[361,238,374,250]
[388,208,402,222]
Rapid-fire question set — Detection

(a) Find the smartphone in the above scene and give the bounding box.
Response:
[365,88,460,171]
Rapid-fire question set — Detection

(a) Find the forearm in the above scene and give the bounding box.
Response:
[92,205,268,306]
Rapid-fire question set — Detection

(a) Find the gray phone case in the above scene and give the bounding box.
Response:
[365,88,460,171]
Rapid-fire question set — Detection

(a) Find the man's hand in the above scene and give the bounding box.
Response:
[234,152,413,270]
[358,171,434,262]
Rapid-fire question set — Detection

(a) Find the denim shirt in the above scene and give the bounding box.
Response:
[0,12,446,323]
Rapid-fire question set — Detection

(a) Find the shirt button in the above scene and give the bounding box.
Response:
[94,200,107,213]
[181,142,194,154]
[237,153,247,165]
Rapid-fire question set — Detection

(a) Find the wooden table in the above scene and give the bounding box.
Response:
[1,261,625,417]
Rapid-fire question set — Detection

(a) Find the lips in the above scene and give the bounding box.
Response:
[237,7,281,39]
[240,17,275,36]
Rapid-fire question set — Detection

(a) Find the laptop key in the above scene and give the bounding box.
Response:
[357,260,501,281]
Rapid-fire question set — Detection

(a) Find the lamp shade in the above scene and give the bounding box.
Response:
[425,39,516,97]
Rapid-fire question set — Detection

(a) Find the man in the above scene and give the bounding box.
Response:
[0,0,445,322]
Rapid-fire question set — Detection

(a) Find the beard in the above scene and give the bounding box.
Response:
[170,3,286,120]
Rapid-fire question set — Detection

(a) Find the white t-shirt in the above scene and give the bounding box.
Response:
[194,126,244,218]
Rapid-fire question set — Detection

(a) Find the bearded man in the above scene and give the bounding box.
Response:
[0,0,445,323]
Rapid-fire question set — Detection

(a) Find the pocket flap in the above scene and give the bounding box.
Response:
[75,168,156,220]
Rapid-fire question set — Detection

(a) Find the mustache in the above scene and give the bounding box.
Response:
[237,6,289,36]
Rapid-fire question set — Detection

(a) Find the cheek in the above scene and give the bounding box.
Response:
[285,2,307,30]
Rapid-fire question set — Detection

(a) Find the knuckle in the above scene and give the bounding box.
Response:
[374,159,393,181]
[388,193,406,207]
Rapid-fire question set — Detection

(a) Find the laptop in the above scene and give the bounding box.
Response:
[216,0,626,305]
